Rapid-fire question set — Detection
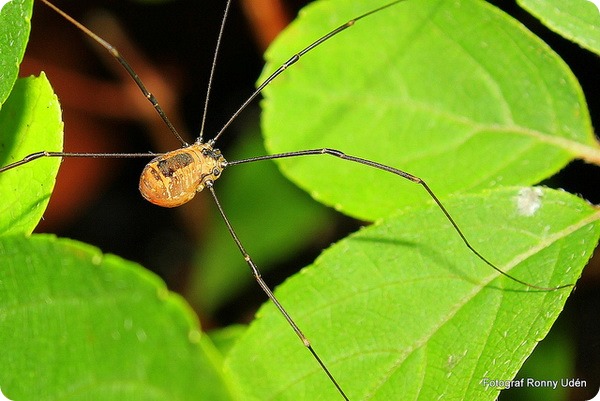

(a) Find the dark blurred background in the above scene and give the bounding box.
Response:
[19,1,599,400]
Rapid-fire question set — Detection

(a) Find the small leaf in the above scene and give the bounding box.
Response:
[0,0,32,105]
[0,75,63,236]
[226,187,600,401]
[261,0,599,221]
[0,235,232,401]
[518,0,600,56]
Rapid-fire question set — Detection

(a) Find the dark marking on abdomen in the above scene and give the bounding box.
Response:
[157,153,194,177]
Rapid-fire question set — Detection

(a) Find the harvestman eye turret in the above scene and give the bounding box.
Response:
[0,0,574,399]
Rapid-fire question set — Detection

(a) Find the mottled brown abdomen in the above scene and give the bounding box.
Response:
[139,142,226,208]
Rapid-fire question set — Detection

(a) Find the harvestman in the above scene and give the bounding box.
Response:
[0,0,572,399]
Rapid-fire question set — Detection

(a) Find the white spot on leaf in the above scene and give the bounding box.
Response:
[516,187,543,216]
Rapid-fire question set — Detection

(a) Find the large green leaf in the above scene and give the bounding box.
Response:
[0,0,32,105]
[518,0,600,56]
[0,235,232,401]
[0,74,63,236]
[261,0,599,222]
[226,187,600,401]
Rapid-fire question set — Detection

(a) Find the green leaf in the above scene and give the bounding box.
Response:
[0,75,63,236]
[261,0,599,222]
[226,187,600,401]
[0,0,32,106]
[518,0,600,56]
[0,235,232,401]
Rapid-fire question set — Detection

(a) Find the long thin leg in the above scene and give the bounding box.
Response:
[206,184,350,401]
[227,148,574,292]
[39,0,189,147]
[197,0,233,142]
[0,151,161,174]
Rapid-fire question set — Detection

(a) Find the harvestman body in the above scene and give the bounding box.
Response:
[139,142,226,208]
[1,0,572,399]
